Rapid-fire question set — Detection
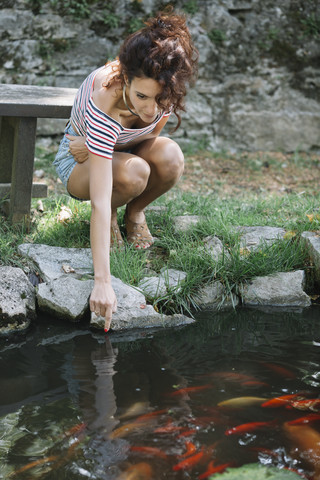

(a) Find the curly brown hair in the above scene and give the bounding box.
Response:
[118,8,198,130]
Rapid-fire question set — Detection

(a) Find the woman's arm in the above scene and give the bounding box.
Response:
[88,152,117,331]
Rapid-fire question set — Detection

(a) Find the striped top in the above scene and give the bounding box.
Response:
[70,61,171,160]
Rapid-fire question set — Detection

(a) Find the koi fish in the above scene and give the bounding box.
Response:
[117,461,153,480]
[287,413,320,425]
[218,396,267,408]
[290,399,320,411]
[119,402,149,419]
[172,450,204,471]
[154,419,184,434]
[225,420,275,436]
[198,461,231,479]
[261,362,295,379]
[8,456,58,477]
[134,409,168,422]
[129,446,168,459]
[261,393,303,408]
[242,381,270,388]
[283,423,320,480]
[168,385,211,397]
[110,419,150,439]
[63,422,87,438]
[178,441,197,458]
[205,372,258,383]
[177,428,197,438]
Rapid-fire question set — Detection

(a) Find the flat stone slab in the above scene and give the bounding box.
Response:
[241,270,311,307]
[196,280,239,310]
[173,215,205,233]
[18,243,93,282]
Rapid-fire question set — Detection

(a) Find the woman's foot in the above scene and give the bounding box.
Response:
[124,207,154,249]
[110,213,124,250]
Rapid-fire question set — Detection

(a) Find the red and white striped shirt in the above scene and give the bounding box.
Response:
[70,61,171,160]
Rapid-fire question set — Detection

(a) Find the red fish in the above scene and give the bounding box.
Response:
[287,413,320,425]
[63,422,87,438]
[178,441,197,458]
[261,393,303,408]
[135,409,168,422]
[225,420,275,436]
[290,399,320,411]
[8,456,58,477]
[261,362,295,379]
[205,372,258,383]
[242,381,270,388]
[129,446,168,459]
[172,450,204,471]
[169,385,211,397]
[154,419,184,434]
[198,461,231,479]
[177,428,197,438]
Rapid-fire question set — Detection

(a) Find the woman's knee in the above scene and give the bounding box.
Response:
[154,139,185,182]
[114,156,151,197]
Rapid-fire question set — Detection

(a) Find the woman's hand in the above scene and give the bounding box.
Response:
[90,280,117,332]
[66,134,89,164]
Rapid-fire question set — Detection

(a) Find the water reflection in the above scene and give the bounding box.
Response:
[0,306,319,479]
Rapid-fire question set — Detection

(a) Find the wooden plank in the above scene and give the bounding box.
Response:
[9,117,37,224]
[0,183,48,199]
[0,84,77,118]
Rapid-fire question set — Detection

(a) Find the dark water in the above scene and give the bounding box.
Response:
[1,306,320,479]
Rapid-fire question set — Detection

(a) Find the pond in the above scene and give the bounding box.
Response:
[1,306,320,479]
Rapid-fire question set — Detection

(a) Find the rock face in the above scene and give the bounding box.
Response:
[1,0,319,152]
[0,266,36,335]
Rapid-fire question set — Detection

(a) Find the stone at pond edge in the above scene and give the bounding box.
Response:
[196,280,239,310]
[37,276,93,322]
[240,270,311,307]
[18,243,93,282]
[91,277,194,331]
[0,266,36,336]
[213,463,301,479]
[301,231,320,287]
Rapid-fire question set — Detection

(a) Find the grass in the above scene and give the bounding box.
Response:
[1,144,319,316]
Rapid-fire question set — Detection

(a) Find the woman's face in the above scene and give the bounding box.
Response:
[126,76,162,122]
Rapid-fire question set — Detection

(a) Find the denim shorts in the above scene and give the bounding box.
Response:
[53,122,78,190]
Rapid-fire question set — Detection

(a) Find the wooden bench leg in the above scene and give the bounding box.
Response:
[7,117,37,225]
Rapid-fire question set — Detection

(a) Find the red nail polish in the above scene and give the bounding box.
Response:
[104,328,108,333]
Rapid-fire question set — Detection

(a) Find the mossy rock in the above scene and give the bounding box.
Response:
[210,463,302,479]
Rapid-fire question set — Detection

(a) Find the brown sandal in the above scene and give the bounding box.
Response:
[124,209,154,249]
[110,222,124,250]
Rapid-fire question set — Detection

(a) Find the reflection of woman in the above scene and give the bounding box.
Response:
[53,9,198,331]
[72,335,119,436]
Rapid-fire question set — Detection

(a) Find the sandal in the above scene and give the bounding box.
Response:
[124,209,154,249]
[110,221,124,250]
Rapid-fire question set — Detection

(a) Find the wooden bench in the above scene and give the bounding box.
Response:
[0,83,77,224]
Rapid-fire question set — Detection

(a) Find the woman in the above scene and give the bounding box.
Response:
[53,9,198,332]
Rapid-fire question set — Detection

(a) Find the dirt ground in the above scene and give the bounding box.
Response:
[176,151,320,197]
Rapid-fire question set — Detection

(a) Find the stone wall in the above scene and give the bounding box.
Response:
[1,0,319,152]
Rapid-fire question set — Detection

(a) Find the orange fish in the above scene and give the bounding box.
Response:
[178,441,197,458]
[172,450,204,471]
[287,413,320,425]
[261,362,295,379]
[169,385,211,397]
[283,423,320,480]
[177,428,197,438]
[261,393,303,408]
[130,446,168,459]
[63,422,87,438]
[225,420,275,436]
[290,399,320,411]
[134,409,168,422]
[205,372,258,383]
[117,461,153,480]
[242,381,270,388]
[9,455,58,477]
[154,420,184,434]
[198,461,231,479]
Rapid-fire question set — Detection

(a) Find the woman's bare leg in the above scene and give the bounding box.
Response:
[127,137,184,222]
